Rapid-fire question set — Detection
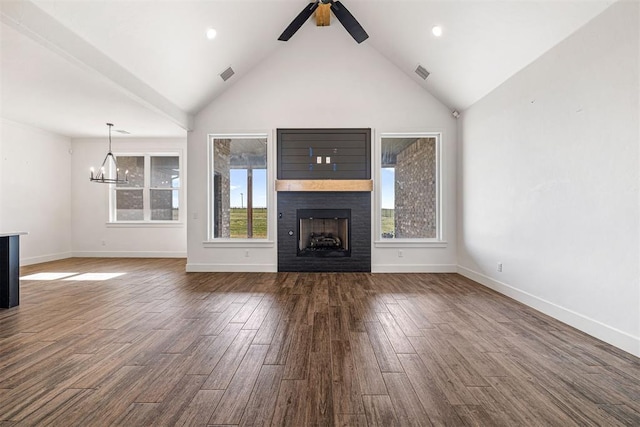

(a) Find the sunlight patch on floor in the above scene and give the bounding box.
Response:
[20,272,79,280]
[62,273,126,281]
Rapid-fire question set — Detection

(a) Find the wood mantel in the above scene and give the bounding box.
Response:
[275,179,373,192]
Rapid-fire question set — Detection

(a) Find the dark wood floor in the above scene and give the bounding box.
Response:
[1,258,638,426]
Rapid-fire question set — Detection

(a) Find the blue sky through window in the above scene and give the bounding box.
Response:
[381,167,395,209]
[230,169,267,208]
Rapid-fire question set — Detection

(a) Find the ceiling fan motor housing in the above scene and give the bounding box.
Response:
[316,3,331,26]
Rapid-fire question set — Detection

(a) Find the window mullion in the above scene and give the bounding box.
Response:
[109,185,115,222]
[144,154,151,221]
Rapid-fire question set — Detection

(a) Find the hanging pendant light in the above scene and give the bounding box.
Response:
[89,123,128,184]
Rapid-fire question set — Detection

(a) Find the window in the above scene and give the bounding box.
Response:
[210,135,268,239]
[111,154,181,222]
[379,134,440,239]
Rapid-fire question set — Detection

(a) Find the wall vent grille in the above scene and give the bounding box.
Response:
[415,65,430,80]
[220,67,235,82]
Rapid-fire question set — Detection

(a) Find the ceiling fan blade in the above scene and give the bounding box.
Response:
[330,1,368,43]
[278,1,319,41]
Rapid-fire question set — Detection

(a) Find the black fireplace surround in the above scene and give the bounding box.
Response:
[278,192,371,272]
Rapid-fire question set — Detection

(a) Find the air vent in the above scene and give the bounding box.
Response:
[415,65,430,80]
[220,67,235,82]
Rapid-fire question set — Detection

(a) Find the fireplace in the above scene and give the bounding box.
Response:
[276,128,372,272]
[297,209,350,257]
[278,192,370,272]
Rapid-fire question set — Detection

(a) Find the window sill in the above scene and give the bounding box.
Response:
[202,239,275,248]
[106,222,184,228]
[374,240,448,248]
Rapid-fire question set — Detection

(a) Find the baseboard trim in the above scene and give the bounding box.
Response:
[186,263,277,273]
[73,251,187,258]
[21,252,72,266]
[372,264,458,273]
[457,265,640,358]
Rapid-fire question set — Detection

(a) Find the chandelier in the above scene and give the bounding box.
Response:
[90,123,128,184]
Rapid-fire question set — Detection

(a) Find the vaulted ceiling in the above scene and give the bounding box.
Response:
[0,0,615,138]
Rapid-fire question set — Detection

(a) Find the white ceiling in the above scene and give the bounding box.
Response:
[0,0,615,138]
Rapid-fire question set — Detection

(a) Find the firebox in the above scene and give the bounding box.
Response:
[297,209,350,257]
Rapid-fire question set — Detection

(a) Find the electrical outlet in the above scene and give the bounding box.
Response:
[245,250,250,258]
[398,250,403,258]
[497,262,503,272]
[101,240,106,246]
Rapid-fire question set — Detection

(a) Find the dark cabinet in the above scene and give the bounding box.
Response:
[277,128,371,180]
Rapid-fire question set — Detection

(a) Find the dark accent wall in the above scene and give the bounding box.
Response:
[278,192,371,272]
[277,128,371,180]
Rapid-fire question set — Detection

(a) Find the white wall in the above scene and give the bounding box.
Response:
[71,137,187,257]
[458,2,639,356]
[1,119,72,264]
[187,24,458,272]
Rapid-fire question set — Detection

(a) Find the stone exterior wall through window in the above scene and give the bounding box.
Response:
[394,138,436,238]
[213,139,231,238]
[115,156,144,221]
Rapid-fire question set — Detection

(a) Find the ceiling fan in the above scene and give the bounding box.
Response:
[278,0,369,44]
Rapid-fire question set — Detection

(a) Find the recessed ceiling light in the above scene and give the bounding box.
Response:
[432,25,443,37]
[206,28,217,40]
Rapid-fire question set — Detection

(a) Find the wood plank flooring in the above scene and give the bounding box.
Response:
[1,258,639,426]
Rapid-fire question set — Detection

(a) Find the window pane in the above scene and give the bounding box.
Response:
[116,189,143,220]
[151,189,179,220]
[213,137,268,238]
[151,156,179,188]
[116,156,144,188]
[381,167,395,238]
[381,137,437,239]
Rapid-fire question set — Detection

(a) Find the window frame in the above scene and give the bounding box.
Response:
[107,151,183,227]
[374,132,446,247]
[206,133,274,246]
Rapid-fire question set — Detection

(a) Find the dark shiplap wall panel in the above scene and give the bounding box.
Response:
[277,129,371,179]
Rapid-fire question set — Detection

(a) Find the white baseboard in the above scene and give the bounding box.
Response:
[21,251,72,266]
[372,264,457,273]
[457,265,640,358]
[73,251,187,258]
[186,263,277,273]
[187,263,456,274]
